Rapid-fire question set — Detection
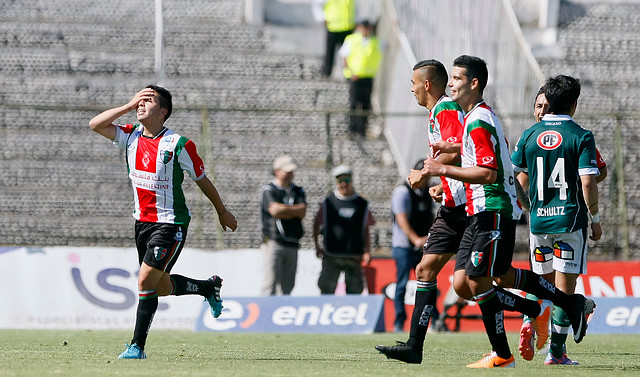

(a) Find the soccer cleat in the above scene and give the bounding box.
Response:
[374,341,422,364]
[531,299,552,350]
[118,343,147,359]
[544,353,579,365]
[205,275,224,318]
[567,294,595,343]
[466,351,515,368]
[518,321,535,361]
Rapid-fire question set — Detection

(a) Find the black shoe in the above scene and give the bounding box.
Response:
[374,341,422,364]
[568,294,596,343]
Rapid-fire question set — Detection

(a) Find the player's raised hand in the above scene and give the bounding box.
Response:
[127,88,156,111]
[429,183,443,203]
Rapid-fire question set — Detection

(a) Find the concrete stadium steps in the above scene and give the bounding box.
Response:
[0,21,269,53]
[0,76,349,112]
[0,48,324,81]
[0,0,244,25]
[559,2,640,33]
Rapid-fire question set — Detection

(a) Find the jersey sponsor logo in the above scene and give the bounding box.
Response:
[141,151,152,169]
[533,246,553,263]
[447,136,458,143]
[553,241,575,260]
[537,130,563,150]
[471,250,484,267]
[536,206,566,217]
[481,156,494,165]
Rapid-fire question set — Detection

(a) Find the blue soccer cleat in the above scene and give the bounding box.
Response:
[118,343,147,359]
[206,275,224,318]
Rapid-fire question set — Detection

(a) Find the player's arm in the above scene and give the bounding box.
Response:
[89,88,154,140]
[515,172,530,211]
[195,175,237,232]
[596,165,607,183]
[422,157,496,184]
[268,202,307,219]
[581,174,601,241]
[313,207,324,258]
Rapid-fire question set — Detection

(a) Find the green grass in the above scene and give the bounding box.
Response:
[0,330,638,376]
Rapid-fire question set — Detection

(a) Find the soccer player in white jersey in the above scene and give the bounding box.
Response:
[90,85,237,359]
[512,76,601,365]
[421,55,595,368]
[375,59,468,364]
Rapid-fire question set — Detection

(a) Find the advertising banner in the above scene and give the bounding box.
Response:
[194,296,385,334]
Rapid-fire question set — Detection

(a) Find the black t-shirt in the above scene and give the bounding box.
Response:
[261,182,306,247]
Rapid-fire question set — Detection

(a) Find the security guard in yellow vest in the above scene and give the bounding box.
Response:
[314,0,356,77]
[339,20,382,137]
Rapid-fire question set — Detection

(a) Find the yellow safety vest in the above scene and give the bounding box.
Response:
[324,0,355,33]
[342,32,382,79]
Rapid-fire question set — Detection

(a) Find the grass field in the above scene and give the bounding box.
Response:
[0,330,638,376]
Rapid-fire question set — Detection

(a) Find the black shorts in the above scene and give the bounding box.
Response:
[423,204,467,256]
[456,211,515,277]
[134,221,187,273]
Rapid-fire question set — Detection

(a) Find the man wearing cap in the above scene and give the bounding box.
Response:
[260,155,307,296]
[313,165,376,294]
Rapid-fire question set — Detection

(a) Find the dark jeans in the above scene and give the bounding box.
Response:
[323,29,352,76]
[348,77,373,136]
[391,246,423,327]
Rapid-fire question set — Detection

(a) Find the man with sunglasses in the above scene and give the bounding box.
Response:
[313,165,376,294]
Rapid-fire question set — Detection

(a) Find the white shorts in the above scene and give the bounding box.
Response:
[529,228,588,275]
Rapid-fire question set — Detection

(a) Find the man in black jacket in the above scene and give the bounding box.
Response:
[260,155,307,295]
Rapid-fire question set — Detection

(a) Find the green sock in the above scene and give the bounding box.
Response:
[549,305,570,358]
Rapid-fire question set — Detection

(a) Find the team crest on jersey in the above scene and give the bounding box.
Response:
[471,250,483,267]
[537,131,563,150]
[153,246,167,260]
[162,150,174,164]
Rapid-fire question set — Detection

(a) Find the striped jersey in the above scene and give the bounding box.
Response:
[113,124,206,225]
[428,96,466,207]
[511,114,599,234]
[461,101,521,220]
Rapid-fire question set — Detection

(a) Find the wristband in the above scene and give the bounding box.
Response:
[590,213,600,223]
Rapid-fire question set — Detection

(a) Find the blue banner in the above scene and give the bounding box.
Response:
[586,297,640,334]
[194,295,386,334]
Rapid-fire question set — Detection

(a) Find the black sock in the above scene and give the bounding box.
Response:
[476,289,511,359]
[169,274,213,297]
[406,280,437,351]
[512,269,571,311]
[494,286,540,318]
[131,290,158,350]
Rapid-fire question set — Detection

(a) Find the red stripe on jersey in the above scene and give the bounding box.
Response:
[465,182,473,216]
[136,187,158,222]
[442,179,455,207]
[118,124,137,134]
[595,148,606,169]
[183,140,205,178]
[437,109,463,144]
[135,138,159,173]
[470,127,498,169]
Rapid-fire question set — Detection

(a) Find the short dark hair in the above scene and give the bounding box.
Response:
[146,84,172,121]
[413,59,448,90]
[544,75,580,115]
[453,55,488,93]
[533,85,546,108]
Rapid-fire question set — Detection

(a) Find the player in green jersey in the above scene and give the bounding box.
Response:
[511,75,602,365]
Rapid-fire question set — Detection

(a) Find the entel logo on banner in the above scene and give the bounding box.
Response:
[195,296,385,334]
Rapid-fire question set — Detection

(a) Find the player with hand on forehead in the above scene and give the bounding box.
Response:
[90,85,237,359]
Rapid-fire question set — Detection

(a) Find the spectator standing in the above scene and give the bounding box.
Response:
[260,156,307,296]
[390,160,435,332]
[312,0,356,77]
[313,165,376,294]
[339,20,382,137]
